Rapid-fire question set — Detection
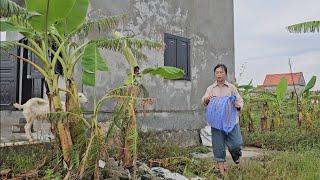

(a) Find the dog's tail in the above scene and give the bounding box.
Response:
[13,103,24,110]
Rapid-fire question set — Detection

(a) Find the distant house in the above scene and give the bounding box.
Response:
[260,72,306,92]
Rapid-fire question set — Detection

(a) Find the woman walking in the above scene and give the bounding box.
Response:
[202,64,244,176]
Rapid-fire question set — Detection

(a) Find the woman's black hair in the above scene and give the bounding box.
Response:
[214,64,227,74]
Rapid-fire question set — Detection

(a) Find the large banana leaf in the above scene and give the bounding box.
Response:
[25,0,76,31]
[71,14,128,39]
[0,20,28,32]
[114,32,138,67]
[55,0,89,35]
[303,76,317,94]
[81,43,108,86]
[276,77,288,103]
[142,66,184,80]
[287,20,320,33]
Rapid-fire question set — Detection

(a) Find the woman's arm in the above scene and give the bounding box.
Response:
[232,86,244,111]
[202,86,213,106]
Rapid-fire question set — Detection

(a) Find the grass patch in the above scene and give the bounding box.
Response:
[243,125,320,151]
[138,126,320,179]
[2,123,319,179]
[138,131,210,161]
[226,150,320,180]
[228,121,320,179]
[138,132,216,179]
[0,143,54,174]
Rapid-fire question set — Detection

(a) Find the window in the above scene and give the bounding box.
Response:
[164,33,190,80]
[19,39,44,101]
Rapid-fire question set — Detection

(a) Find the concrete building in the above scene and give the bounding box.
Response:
[1,0,236,145]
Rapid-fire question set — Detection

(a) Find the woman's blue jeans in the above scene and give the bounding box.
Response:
[211,123,243,162]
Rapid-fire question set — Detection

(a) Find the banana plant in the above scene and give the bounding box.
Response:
[78,32,184,177]
[298,76,317,128]
[310,93,320,122]
[275,78,288,127]
[259,77,288,130]
[1,0,88,163]
[238,80,255,132]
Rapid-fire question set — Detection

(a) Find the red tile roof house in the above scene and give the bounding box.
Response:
[260,72,306,92]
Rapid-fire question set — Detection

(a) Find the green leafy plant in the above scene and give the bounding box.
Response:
[259,78,288,129]
[287,20,320,33]
[298,76,318,128]
[238,80,256,132]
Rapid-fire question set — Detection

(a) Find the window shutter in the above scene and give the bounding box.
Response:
[31,79,44,98]
[177,39,189,80]
[164,35,177,67]
[28,52,44,78]
[0,48,17,110]
[22,39,44,79]
[164,33,190,80]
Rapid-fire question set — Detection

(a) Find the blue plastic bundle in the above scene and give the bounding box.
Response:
[206,96,238,133]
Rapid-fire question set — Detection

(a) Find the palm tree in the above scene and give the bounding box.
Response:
[287,20,320,33]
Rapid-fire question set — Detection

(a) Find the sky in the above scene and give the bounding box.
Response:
[234,0,320,90]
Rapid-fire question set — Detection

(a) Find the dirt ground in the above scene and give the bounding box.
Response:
[1,110,52,144]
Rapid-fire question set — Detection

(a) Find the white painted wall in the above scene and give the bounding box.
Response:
[0,32,6,41]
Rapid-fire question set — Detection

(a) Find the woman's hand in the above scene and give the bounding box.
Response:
[204,95,215,105]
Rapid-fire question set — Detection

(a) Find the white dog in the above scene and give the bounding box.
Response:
[13,93,88,141]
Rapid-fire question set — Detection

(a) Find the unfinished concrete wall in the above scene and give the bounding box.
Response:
[83,0,235,143]
[265,85,305,93]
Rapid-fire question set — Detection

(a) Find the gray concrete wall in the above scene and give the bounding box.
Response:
[264,85,305,93]
[288,85,305,92]
[83,0,235,133]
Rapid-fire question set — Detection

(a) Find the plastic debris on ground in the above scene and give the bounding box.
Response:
[200,125,212,147]
[151,167,188,180]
